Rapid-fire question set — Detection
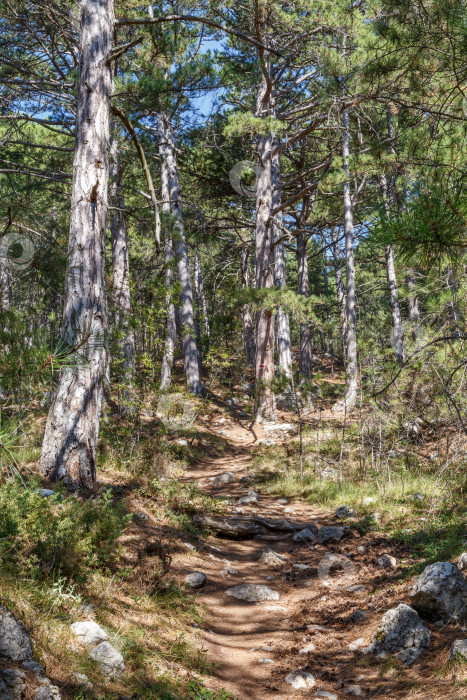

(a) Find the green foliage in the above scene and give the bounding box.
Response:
[0,482,131,581]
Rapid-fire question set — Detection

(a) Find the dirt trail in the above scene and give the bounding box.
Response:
[171,416,446,700]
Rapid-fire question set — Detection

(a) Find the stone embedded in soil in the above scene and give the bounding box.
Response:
[293,528,317,544]
[378,554,397,570]
[226,584,280,602]
[0,668,26,700]
[458,553,467,571]
[348,638,366,651]
[450,639,467,660]
[89,641,124,677]
[258,548,287,566]
[344,686,362,696]
[185,572,207,589]
[258,658,274,664]
[349,609,368,624]
[277,498,289,504]
[314,692,338,700]
[238,489,259,505]
[285,670,316,690]
[364,603,430,667]
[317,526,346,544]
[70,621,108,649]
[0,605,33,662]
[409,561,467,620]
[258,439,275,446]
[212,472,236,486]
[299,642,316,653]
[335,505,356,519]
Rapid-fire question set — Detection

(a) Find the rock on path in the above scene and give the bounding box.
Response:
[410,562,467,620]
[225,584,280,602]
[285,670,316,689]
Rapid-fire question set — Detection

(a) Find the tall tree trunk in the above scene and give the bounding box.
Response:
[322,237,333,357]
[158,116,177,391]
[339,107,358,409]
[110,134,135,407]
[272,150,292,380]
[255,72,276,421]
[332,229,347,361]
[240,247,255,368]
[297,230,312,379]
[406,271,420,339]
[0,260,9,318]
[40,0,113,488]
[157,112,201,394]
[194,249,210,342]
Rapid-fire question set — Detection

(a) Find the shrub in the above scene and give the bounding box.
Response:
[0,481,131,581]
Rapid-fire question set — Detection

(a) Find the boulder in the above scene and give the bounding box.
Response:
[70,621,108,649]
[226,584,279,602]
[409,562,467,620]
[258,549,287,567]
[89,641,124,677]
[0,606,33,662]
[449,639,467,661]
[365,603,430,666]
[212,472,235,486]
[293,528,316,544]
[378,554,397,570]
[317,526,346,544]
[0,668,26,700]
[285,670,316,690]
[184,572,207,589]
[34,680,61,700]
[458,553,467,572]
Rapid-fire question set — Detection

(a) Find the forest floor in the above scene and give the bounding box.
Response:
[5,353,467,699]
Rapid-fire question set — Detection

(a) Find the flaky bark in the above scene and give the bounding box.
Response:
[240,247,255,368]
[110,135,135,407]
[40,0,114,488]
[157,112,201,394]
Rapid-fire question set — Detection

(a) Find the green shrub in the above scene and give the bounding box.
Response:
[0,481,131,581]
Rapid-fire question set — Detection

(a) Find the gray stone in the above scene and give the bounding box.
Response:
[72,673,93,691]
[277,499,289,505]
[409,562,467,620]
[34,681,61,700]
[314,692,338,700]
[317,526,346,544]
[177,439,188,446]
[263,423,296,438]
[238,490,258,505]
[298,642,316,653]
[378,554,397,570]
[344,686,362,696]
[335,506,356,519]
[37,489,55,498]
[70,621,108,649]
[0,606,33,662]
[258,658,274,664]
[258,549,287,567]
[21,661,44,676]
[349,610,368,624]
[0,669,26,700]
[321,467,339,480]
[285,671,316,690]
[213,472,235,486]
[365,604,430,667]
[185,572,207,589]
[293,528,316,544]
[226,584,279,602]
[450,639,467,661]
[258,439,274,446]
[458,553,467,572]
[89,641,124,677]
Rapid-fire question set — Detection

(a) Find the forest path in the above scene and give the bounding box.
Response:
[173,416,382,700]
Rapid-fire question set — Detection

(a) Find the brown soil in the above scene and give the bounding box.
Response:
[163,416,467,700]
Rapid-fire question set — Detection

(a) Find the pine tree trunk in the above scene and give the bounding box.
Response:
[322,241,333,357]
[110,135,135,405]
[272,150,292,380]
[332,229,347,361]
[194,250,210,342]
[241,247,255,368]
[158,115,177,391]
[157,112,201,394]
[40,0,113,488]
[339,107,358,409]
[254,73,276,421]
[297,230,312,379]
[0,260,9,317]
[385,240,405,364]
[406,271,420,339]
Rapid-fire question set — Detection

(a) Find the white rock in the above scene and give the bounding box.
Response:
[70,621,108,649]
[365,603,430,667]
[378,554,397,570]
[344,686,362,696]
[314,692,338,700]
[226,584,279,602]
[184,572,207,589]
[450,639,467,660]
[258,548,287,567]
[258,439,275,446]
[410,561,467,620]
[362,497,375,506]
[458,553,467,572]
[212,472,235,486]
[0,605,33,662]
[258,658,274,664]
[285,670,316,690]
[348,638,365,651]
[89,641,124,677]
[299,642,316,653]
[177,439,188,446]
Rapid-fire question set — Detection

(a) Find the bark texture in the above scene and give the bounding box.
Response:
[406,271,420,339]
[40,0,114,488]
[240,247,255,368]
[157,112,201,394]
[332,229,347,360]
[297,230,312,378]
